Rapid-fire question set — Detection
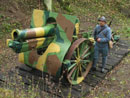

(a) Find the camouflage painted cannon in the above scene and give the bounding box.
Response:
[7,9,97,85]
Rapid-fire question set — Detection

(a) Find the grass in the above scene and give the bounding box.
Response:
[0,0,129,38]
[0,0,130,98]
[88,53,130,98]
[0,14,21,39]
[0,73,53,98]
[118,19,130,38]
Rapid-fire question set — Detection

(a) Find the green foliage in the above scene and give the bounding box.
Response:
[0,14,21,38]
[0,0,130,97]
[117,19,130,38]
[122,27,130,37]
[56,0,73,12]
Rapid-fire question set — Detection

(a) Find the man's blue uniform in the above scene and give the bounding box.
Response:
[93,24,111,69]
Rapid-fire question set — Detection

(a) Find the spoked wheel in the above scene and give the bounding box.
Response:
[65,38,94,85]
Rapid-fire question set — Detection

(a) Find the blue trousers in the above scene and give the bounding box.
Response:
[92,44,109,68]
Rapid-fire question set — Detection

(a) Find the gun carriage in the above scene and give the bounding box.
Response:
[7,9,119,85]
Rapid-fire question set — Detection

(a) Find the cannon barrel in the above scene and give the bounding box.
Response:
[12,24,56,41]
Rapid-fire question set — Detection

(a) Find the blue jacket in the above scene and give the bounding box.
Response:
[93,24,112,48]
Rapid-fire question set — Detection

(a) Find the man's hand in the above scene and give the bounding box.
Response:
[97,38,101,42]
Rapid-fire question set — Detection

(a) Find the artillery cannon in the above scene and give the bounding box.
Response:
[7,9,119,85]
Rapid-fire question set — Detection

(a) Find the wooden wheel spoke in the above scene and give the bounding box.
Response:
[81,47,90,58]
[70,60,76,63]
[73,51,77,59]
[66,38,93,85]
[71,68,78,80]
[76,67,79,79]
[79,44,88,56]
[80,60,90,63]
[68,63,76,71]
[82,52,91,59]
[77,48,80,58]
[79,65,82,76]
[82,64,87,70]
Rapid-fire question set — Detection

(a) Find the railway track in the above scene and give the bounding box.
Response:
[0,39,130,98]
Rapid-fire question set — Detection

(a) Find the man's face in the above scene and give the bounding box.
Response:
[99,21,106,26]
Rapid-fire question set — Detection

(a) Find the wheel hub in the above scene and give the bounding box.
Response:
[76,57,81,64]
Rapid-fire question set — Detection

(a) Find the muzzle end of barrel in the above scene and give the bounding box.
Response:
[11,29,19,40]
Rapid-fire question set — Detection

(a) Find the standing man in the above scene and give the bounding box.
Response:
[92,16,112,73]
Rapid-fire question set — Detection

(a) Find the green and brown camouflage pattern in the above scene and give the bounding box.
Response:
[7,37,54,53]
[7,9,120,85]
[7,9,80,77]
[12,24,56,41]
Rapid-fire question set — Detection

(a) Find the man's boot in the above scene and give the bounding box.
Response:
[101,57,107,73]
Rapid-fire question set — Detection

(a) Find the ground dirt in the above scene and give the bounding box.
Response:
[87,53,130,98]
[0,0,130,98]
